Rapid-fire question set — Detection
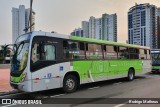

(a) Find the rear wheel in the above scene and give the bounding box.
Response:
[151,71,156,74]
[127,69,135,81]
[151,70,158,74]
[63,75,78,93]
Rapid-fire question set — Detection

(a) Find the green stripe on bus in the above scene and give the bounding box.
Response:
[70,36,149,49]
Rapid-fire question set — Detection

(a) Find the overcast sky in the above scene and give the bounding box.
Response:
[0,0,160,45]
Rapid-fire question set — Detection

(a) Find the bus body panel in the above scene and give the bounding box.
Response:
[10,55,32,92]
[141,60,152,74]
[72,60,145,84]
[29,59,151,92]
[31,62,71,92]
[10,81,32,92]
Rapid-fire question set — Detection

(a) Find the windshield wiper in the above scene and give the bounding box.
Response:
[17,41,25,55]
[12,41,25,63]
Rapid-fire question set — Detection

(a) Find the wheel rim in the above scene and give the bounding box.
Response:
[129,72,133,80]
[66,78,75,90]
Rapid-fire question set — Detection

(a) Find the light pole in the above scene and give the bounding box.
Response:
[30,0,33,32]
[24,0,33,33]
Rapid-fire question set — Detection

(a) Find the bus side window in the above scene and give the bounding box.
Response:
[104,45,117,59]
[146,50,151,59]
[128,48,139,59]
[139,49,146,59]
[63,40,84,60]
[41,44,55,60]
[118,47,129,59]
[31,43,56,63]
[31,42,56,72]
[86,43,103,59]
[79,42,85,59]
[31,43,40,63]
[63,41,69,59]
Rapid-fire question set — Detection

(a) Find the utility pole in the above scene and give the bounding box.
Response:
[24,0,33,32]
[30,0,33,32]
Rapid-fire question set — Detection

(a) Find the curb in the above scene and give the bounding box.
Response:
[0,89,19,96]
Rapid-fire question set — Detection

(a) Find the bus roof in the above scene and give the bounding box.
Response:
[70,36,150,49]
[24,31,150,50]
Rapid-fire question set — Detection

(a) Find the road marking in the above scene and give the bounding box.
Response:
[114,104,125,107]
[50,94,65,98]
[88,86,100,90]
[1,104,16,107]
[113,82,122,85]
[43,96,48,99]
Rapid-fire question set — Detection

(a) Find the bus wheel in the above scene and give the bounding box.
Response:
[127,69,135,81]
[63,75,77,93]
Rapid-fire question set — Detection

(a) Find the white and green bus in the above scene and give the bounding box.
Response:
[10,31,151,93]
[151,49,160,73]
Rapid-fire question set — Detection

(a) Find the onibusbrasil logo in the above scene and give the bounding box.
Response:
[2,99,42,105]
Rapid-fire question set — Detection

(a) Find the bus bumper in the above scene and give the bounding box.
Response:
[10,82,19,89]
[10,81,32,92]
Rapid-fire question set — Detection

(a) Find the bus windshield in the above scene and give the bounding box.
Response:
[151,51,160,66]
[11,42,29,72]
[11,34,31,73]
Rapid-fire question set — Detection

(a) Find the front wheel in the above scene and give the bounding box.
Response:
[63,75,78,93]
[127,69,135,81]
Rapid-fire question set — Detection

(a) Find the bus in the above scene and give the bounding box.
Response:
[151,49,160,73]
[10,31,151,93]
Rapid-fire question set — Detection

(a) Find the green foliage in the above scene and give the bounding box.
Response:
[0,48,4,60]
[0,45,8,60]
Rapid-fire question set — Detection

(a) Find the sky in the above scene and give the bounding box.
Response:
[0,0,160,45]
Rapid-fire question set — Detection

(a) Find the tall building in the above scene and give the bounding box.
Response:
[89,16,96,39]
[12,5,35,44]
[102,13,117,42]
[157,8,160,48]
[71,13,117,42]
[70,28,83,37]
[95,18,102,40]
[128,3,157,49]
[82,21,89,38]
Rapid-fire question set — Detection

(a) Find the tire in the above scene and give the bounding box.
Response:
[127,69,135,81]
[151,71,156,74]
[63,75,78,93]
[151,70,158,74]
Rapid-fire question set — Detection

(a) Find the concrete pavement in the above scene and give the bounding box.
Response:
[0,65,13,92]
[0,73,160,107]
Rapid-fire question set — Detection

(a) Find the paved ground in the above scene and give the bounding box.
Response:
[0,64,13,92]
[0,64,11,69]
[0,73,160,107]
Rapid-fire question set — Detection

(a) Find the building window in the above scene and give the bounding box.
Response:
[141,11,146,26]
